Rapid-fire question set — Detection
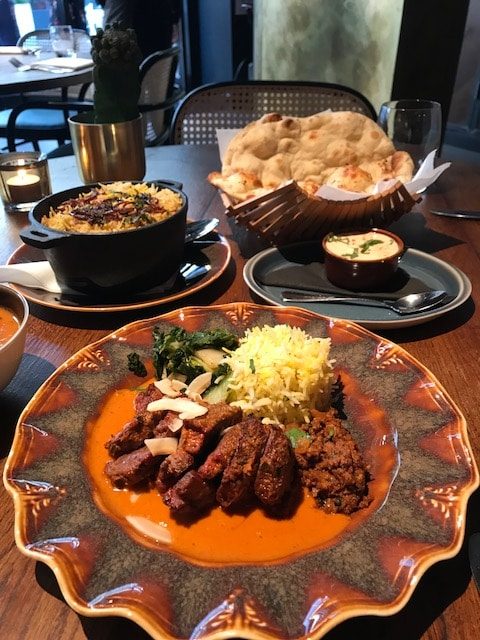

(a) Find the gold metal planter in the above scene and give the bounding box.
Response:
[68,113,146,183]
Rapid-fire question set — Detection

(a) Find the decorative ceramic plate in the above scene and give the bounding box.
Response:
[244,244,471,329]
[6,232,230,313]
[4,303,478,640]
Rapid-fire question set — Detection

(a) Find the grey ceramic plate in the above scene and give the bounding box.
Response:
[4,303,479,640]
[243,245,471,329]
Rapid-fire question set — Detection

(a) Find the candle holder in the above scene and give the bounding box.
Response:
[0,152,52,213]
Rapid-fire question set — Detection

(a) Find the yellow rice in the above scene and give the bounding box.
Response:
[41,181,183,233]
[224,324,334,424]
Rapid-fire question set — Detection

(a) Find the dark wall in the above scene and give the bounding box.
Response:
[392,0,470,137]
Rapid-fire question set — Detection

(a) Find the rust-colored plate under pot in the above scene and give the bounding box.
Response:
[4,303,478,639]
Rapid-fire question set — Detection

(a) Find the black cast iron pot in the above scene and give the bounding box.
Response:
[20,180,188,296]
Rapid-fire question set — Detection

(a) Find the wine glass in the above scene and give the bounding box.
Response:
[49,25,75,57]
[377,99,442,171]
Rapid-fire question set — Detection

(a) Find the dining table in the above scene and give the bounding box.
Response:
[0,52,93,96]
[0,143,479,640]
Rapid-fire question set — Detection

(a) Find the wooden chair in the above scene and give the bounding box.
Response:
[170,80,377,145]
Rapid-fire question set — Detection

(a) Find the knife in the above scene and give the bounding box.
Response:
[431,209,480,220]
[468,532,480,590]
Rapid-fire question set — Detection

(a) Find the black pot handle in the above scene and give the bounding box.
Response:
[20,226,69,249]
[152,179,183,190]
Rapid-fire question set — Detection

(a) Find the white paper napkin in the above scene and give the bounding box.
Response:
[38,57,93,70]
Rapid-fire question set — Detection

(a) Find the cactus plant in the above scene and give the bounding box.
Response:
[91,24,142,124]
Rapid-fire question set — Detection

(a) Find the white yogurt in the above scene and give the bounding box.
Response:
[325,231,399,261]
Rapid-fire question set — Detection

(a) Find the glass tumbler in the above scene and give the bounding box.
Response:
[377,99,442,170]
[49,25,75,57]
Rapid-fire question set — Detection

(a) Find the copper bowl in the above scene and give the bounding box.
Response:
[322,228,405,291]
[0,285,29,391]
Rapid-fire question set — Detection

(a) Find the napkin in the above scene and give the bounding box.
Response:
[38,57,93,70]
[0,46,25,54]
[257,259,432,300]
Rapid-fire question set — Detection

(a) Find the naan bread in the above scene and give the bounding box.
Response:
[208,111,414,201]
[207,170,274,201]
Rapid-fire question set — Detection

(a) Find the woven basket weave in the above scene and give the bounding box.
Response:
[220,181,421,245]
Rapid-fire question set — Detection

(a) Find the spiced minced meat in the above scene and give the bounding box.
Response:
[291,408,371,514]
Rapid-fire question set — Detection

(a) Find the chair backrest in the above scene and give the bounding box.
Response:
[171,80,377,145]
[17,29,91,57]
[138,46,183,146]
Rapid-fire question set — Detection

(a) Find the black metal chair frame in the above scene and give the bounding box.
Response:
[138,46,184,146]
[170,80,377,145]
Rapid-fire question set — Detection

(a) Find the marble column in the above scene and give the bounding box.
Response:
[254,0,404,113]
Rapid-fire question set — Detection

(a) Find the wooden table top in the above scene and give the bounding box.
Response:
[0,144,479,640]
[0,53,92,95]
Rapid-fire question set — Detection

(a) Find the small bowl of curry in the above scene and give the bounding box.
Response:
[0,285,29,391]
[322,228,405,291]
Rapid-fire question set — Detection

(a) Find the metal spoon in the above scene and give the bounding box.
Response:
[184,218,219,244]
[281,290,449,315]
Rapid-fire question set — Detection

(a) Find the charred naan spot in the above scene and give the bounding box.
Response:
[282,118,295,128]
[261,113,282,123]
[309,131,319,139]
[370,131,380,139]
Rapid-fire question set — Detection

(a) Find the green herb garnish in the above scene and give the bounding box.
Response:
[326,427,335,441]
[249,358,256,373]
[127,352,147,377]
[285,427,311,448]
[359,239,383,254]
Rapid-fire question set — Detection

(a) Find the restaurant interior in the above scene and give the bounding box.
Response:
[1,1,480,640]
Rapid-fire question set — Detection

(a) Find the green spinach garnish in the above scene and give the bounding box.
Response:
[151,326,239,383]
[127,352,147,377]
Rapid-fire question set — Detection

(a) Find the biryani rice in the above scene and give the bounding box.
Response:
[41,181,183,233]
[225,324,334,424]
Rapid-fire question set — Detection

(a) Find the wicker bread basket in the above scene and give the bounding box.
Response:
[220,180,421,246]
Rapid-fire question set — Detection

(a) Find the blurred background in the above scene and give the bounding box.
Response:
[1,0,479,163]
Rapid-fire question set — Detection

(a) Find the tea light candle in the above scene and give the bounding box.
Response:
[0,152,51,213]
[7,169,43,204]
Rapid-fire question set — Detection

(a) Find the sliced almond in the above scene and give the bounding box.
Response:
[186,371,212,399]
[144,437,178,456]
[154,378,180,397]
[147,396,208,418]
[170,379,187,392]
[168,417,184,433]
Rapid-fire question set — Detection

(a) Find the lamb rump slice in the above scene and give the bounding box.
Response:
[198,424,242,481]
[106,414,155,458]
[105,446,159,488]
[106,384,165,458]
[163,470,216,514]
[179,402,242,455]
[216,419,270,508]
[254,424,295,506]
[156,449,194,493]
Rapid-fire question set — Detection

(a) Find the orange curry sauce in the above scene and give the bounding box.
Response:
[84,380,378,566]
[0,305,19,347]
